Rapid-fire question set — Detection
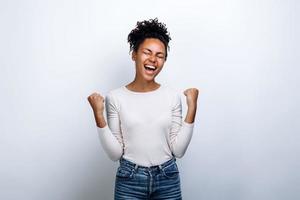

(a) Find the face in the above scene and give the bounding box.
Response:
[132,38,166,82]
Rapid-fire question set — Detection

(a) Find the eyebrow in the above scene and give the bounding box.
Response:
[143,48,165,56]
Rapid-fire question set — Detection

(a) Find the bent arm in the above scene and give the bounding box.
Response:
[169,94,196,158]
[95,93,123,161]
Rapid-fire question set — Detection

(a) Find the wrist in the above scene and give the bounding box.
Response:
[94,113,107,128]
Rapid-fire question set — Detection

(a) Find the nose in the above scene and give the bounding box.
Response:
[149,55,157,63]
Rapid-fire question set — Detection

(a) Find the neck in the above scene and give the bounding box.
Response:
[126,77,160,92]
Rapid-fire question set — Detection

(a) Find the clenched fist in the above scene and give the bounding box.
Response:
[87,92,105,114]
[183,88,199,109]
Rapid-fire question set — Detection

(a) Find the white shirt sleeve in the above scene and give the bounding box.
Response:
[97,92,123,161]
[169,93,194,158]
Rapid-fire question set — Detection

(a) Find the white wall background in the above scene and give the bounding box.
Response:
[0,0,299,199]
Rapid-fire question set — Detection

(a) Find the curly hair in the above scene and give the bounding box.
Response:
[127,18,171,60]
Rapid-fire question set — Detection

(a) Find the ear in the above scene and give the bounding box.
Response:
[132,51,137,61]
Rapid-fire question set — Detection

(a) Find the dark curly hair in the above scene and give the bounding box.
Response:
[127,18,171,60]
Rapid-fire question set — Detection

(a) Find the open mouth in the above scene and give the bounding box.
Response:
[144,65,157,72]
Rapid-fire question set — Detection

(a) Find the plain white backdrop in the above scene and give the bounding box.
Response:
[0,0,299,199]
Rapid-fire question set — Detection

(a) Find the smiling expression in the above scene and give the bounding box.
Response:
[132,38,167,82]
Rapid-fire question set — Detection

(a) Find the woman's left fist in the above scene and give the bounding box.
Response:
[183,88,199,108]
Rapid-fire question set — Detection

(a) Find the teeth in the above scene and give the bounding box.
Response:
[145,65,156,70]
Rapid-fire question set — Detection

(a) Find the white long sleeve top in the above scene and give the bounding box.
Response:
[97,85,194,167]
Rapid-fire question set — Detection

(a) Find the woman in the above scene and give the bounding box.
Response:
[87,18,199,200]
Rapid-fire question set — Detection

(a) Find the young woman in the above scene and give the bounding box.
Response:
[88,18,199,200]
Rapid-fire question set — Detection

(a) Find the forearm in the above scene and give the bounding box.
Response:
[97,125,123,161]
[184,105,197,124]
[169,94,197,158]
[94,112,107,128]
[95,111,123,161]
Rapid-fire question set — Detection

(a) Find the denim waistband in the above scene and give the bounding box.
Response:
[119,157,176,171]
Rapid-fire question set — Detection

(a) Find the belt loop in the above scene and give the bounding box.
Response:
[134,164,138,171]
[158,164,162,170]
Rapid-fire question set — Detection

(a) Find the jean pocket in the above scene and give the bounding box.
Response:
[116,165,135,179]
[162,162,179,179]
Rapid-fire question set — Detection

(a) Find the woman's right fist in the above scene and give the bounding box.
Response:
[87,92,105,114]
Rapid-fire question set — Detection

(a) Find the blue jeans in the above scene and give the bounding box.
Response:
[114,157,182,200]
